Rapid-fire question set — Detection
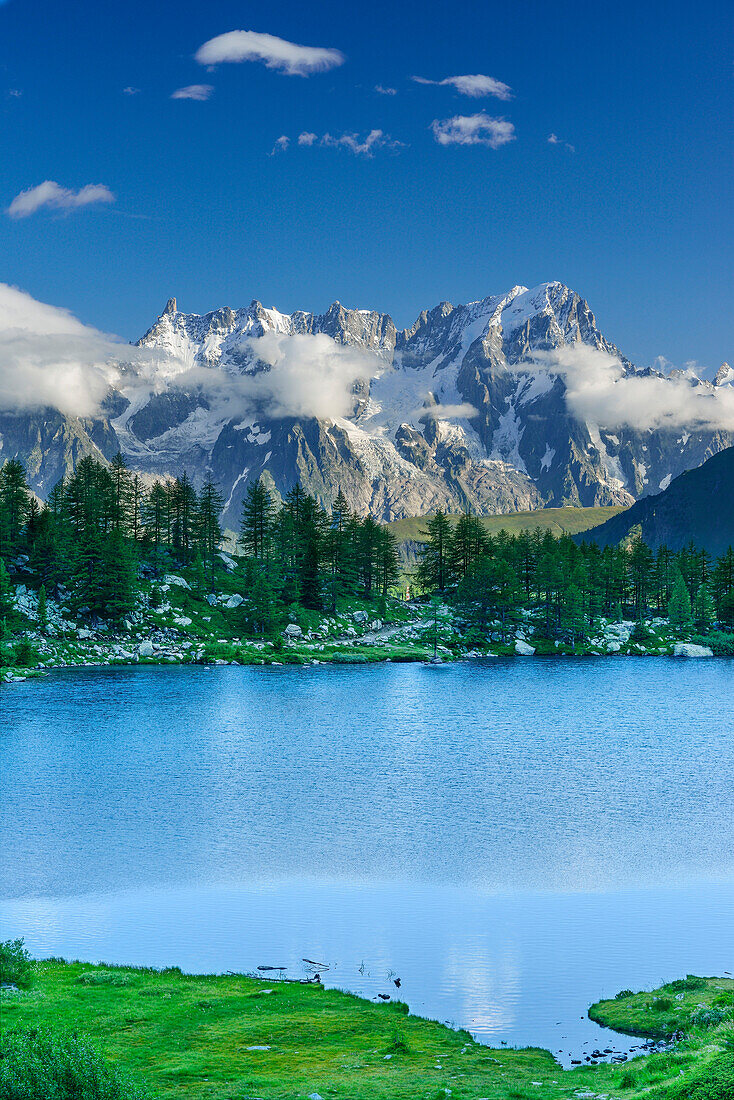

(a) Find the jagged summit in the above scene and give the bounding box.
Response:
[5,281,732,524]
[715,362,733,386]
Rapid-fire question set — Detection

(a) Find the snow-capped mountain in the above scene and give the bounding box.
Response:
[4,282,733,523]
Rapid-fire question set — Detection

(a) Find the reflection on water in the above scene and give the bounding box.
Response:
[1,660,733,1059]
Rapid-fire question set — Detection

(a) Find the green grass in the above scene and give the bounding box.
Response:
[3,963,734,1100]
[387,506,626,545]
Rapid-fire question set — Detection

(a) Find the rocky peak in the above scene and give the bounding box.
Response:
[714,362,733,387]
[162,297,177,317]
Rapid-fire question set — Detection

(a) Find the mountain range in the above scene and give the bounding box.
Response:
[3,281,732,525]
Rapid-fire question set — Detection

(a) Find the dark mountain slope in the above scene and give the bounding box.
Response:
[582,446,734,553]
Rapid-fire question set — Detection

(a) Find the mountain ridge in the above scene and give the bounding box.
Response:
[2,281,732,523]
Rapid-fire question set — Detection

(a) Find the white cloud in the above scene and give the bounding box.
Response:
[162,332,374,422]
[7,181,115,219]
[548,132,575,152]
[322,129,400,156]
[8,88,22,98]
[123,86,140,96]
[0,286,376,425]
[171,84,214,101]
[527,345,734,431]
[283,129,403,156]
[414,73,512,100]
[375,84,397,96]
[419,402,479,421]
[431,113,516,149]
[270,134,290,154]
[195,30,344,76]
[0,284,124,416]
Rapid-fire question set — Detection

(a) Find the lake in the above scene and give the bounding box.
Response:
[1,659,733,1064]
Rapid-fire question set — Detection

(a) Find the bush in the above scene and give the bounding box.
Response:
[11,640,39,668]
[0,1027,148,1099]
[615,988,635,1000]
[0,939,33,989]
[653,996,674,1012]
[689,632,734,656]
[664,976,706,993]
[75,970,133,988]
[691,1005,729,1030]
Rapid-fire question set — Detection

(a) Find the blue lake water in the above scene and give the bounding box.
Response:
[1,659,733,1063]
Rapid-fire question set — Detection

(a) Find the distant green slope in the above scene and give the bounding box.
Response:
[387,505,626,544]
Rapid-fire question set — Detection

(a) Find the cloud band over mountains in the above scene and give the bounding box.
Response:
[2,285,733,434]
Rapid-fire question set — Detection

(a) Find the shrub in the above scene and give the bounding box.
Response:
[0,940,33,990]
[690,632,734,656]
[664,976,706,993]
[691,1005,729,1030]
[75,970,133,988]
[11,640,39,668]
[619,1070,637,1089]
[615,988,635,1000]
[0,1026,148,1099]
[653,996,674,1012]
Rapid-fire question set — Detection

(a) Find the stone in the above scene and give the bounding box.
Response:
[514,639,535,656]
[353,610,369,623]
[225,594,244,609]
[284,624,302,638]
[138,640,155,657]
[673,643,713,658]
[206,594,218,607]
[163,574,189,589]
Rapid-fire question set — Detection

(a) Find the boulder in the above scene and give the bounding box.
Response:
[673,643,713,658]
[353,610,369,623]
[284,623,302,638]
[163,574,190,589]
[514,639,536,656]
[225,594,244,609]
[138,640,155,657]
[206,594,218,607]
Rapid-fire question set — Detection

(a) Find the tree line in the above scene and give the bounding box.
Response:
[416,511,734,639]
[0,456,399,629]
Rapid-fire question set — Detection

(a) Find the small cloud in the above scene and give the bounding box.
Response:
[8,88,22,98]
[431,112,515,149]
[123,86,140,96]
[548,132,574,152]
[7,181,116,219]
[321,129,403,156]
[420,402,479,421]
[414,74,512,100]
[171,84,214,101]
[195,30,345,77]
[270,134,290,155]
[375,84,397,96]
[284,129,403,156]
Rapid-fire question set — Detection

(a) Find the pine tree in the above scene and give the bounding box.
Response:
[37,584,48,630]
[693,583,716,632]
[197,476,224,589]
[240,481,275,560]
[417,511,453,592]
[667,568,692,633]
[0,559,13,617]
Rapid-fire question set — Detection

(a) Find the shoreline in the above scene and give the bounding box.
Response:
[2,958,732,1099]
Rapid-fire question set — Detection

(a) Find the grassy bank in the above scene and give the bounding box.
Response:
[2,961,733,1099]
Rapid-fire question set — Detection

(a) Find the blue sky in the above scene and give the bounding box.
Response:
[1,0,732,368]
